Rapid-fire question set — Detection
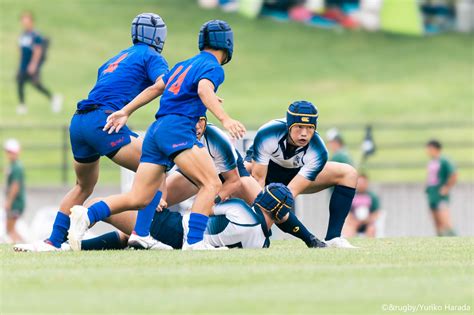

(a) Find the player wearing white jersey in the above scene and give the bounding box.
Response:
[54,183,325,250]
[246,101,359,248]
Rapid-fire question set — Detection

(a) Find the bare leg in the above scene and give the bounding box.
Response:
[174,146,222,216]
[102,163,166,214]
[59,160,100,215]
[111,136,143,171]
[165,172,199,207]
[302,162,358,194]
[232,176,261,205]
[7,217,23,243]
[433,206,454,235]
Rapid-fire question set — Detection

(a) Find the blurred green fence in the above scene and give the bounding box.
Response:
[0,121,472,186]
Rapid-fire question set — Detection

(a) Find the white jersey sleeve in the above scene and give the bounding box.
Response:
[201,124,238,174]
[252,119,287,165]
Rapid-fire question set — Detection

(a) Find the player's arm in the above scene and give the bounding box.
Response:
[197,79,245,139]
[287,175,313,198]
[217,169,241,203]
[440,172,457,196]
[251,163,268,188]
[5,181,20,212]
[27,44,43,75]
[104,77,165,133]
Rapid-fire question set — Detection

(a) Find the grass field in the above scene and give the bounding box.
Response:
[1,237,473,314]
[0,0,473,184]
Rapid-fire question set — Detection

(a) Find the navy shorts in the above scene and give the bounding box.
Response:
[141,114,203,169]
[150,209,184,249]
[265,160,300,186]
[69,110,138,163]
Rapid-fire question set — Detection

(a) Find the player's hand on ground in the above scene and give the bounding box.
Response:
[156,199,167,212]
[104,110,129,134]
[222,118,246,139]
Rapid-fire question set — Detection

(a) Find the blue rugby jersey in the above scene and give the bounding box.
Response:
[77,43,168,111]
[251,119,328,181]
[156,51,224,119]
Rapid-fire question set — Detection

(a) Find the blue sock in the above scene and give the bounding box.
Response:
[87,201,111,225]
[81,231,124,250]
[325,185,356,241]
[134,191,162,237]
[47,211,70,248]
[187,213,209,245]
[276,212,314,246]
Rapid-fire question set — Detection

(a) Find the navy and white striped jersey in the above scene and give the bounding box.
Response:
[251,119,328,181]
[200,123,239,174]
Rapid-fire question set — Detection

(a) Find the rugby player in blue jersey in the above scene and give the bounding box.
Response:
[68,20,246,250]
[14,13,171,252]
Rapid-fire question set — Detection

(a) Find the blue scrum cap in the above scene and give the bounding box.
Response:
[253,183,294,223]
[286,101,318,131]
[131,13,167,53]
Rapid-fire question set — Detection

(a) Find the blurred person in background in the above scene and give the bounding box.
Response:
[425,139,457,236]
[326,128,353,165]
[16,11,62,115]
[4,139,26,243]
[343,173,380,238]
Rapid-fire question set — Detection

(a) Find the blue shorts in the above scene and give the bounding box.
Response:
[141,114,203,169]
[69,110,138,163]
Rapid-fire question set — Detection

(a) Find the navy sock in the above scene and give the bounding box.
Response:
[134,191,162,237]
[325,185,356,241]
[187,213,209,245]
[81,231,124,250]
[47,211,70,248]
[276,212,314,246]
[87,201,111,225]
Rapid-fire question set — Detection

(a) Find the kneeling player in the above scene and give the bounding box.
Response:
[246,101,358,248]
[72,184,326,250]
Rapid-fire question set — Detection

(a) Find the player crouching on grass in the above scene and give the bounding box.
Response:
[13,13,171,252]
[61,184,326,250]
[165,117,325,248]
[67,20,246,251]
[245,101,359,248]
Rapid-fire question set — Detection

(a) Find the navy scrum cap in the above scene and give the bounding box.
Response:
[199,20,234,64]
[286,101,318,131]
[253,183,294,223]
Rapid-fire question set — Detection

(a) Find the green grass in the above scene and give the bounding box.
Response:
[0,0,473,184]
[1,238,473,314]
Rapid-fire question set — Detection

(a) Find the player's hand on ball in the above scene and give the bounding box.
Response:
[223,118,246,139]
[104,110,129,134]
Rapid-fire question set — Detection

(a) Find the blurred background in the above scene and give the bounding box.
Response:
[0,0,472,241]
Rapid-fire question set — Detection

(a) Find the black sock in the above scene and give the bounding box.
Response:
[277,211,314,246]
[81,231,125,250]
[325,185,356,241]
